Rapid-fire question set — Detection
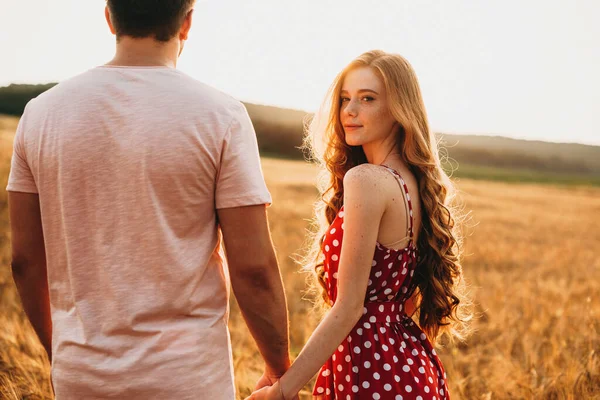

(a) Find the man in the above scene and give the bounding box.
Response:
[7,1,291,398]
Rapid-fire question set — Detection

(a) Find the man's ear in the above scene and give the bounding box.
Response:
[179,9,194,41]
[105,5,116,35]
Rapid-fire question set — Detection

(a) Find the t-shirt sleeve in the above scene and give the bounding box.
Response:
[6,109,38,194]
[215,103,272,209]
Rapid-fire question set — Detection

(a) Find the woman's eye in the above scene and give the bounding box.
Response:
[362,96,374,102]
[340,97,350,103]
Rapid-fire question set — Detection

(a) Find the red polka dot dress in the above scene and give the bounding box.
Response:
[312,165,450,400]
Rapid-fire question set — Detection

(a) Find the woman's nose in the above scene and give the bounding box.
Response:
[344,100,358,117]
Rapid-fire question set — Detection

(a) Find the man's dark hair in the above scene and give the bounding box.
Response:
[107,0,195,42]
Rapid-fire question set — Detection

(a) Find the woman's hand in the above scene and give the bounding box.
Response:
[245,381,285,400]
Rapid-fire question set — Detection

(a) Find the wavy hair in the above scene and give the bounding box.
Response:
[302,50,472,344]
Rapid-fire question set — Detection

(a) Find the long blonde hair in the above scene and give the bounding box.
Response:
[302,50,471,344]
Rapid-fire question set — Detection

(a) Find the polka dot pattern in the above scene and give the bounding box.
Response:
[313,166,451,399]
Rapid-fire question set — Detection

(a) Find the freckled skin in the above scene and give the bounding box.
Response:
[339,67,398,150]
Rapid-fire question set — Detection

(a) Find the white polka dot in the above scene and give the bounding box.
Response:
[368,279,373,286]
[352,385,359,393]
[354,347,361,354]
[374,334,379,341]
[330,228,336,234]
[379,326,386,334]
[337,364,343,372]
[393,355,399,363]
[384,363,391,371]
[403,365,410,372]
[338,345,344,352]
[373,372,380,380]
[405,385,412,393]
[402,268,407,275]
[414,376,420,383]
[333,272,338,279]
[353,366,359,373]
[388,262,394,269]
[364,341,372,348]
[382,281,387,286]
[382,344,389,351]
[374,353,381,360]
[394,375,401,382]
[417,397,423,400]
[407,358,414,365]
[364,361,371,368]
[384,384,392,391]
[332,254,339,261]
[379,304,385,312]
[441,389,445,396]
[317,387,324,393]
[425,386,430,393]
[373,394,381,400]
[395,396,403,400]
[375,271,382,278]
[372,260,377,267]
[357,328,363,335]
[419,367,425,374]
[369,296,378,301]
[338,384,344,391]
[339,211,345,218]
[412,349,419,356]
[346,375,351,382]
[345,355,351,362]
[341,223,345,229]
[369,316,376,323]
[363,322,371,329]
[325,245,330,252]
[322,369,331,376]
[389,338,395,345]
[420,333,427,340]
[333,239,340,247]
[429,377,434,384]
[333,354,336,361]
[362,381,370,389]
[432,349,437,356]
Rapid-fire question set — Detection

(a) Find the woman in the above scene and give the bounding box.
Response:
[248,50,471,400]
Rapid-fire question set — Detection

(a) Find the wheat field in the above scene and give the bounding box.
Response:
[1,115,599,399]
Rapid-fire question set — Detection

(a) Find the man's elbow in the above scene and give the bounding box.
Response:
[11,255,45,279]
[10,258,29,278]
[230,257,281,292]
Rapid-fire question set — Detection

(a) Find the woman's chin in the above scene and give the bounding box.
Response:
[344,136,363,147]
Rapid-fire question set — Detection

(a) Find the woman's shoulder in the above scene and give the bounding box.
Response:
[343,164,399,204]
[344,163,401,189]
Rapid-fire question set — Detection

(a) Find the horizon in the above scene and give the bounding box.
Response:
[1,1,598,146]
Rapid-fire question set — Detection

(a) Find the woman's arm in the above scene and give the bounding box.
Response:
[276,165,389,398]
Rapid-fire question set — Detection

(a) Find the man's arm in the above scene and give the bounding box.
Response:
[8,191,52,361]
[217,204,291,378]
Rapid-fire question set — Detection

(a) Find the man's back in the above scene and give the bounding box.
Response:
[7,66,271,399]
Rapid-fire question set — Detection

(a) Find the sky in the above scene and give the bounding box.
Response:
[0,0,598,145]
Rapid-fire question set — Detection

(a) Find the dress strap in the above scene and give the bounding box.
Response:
[380,164,414,240]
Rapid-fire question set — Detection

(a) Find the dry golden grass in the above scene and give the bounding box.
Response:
[1,116,599,399]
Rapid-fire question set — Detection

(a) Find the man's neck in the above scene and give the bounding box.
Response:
[106,36,180,68]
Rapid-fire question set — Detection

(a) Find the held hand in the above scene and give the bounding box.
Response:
[244,384,281,400]
[254,371,280,391]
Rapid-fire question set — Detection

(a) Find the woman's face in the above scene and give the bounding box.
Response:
[339,67,398,147]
